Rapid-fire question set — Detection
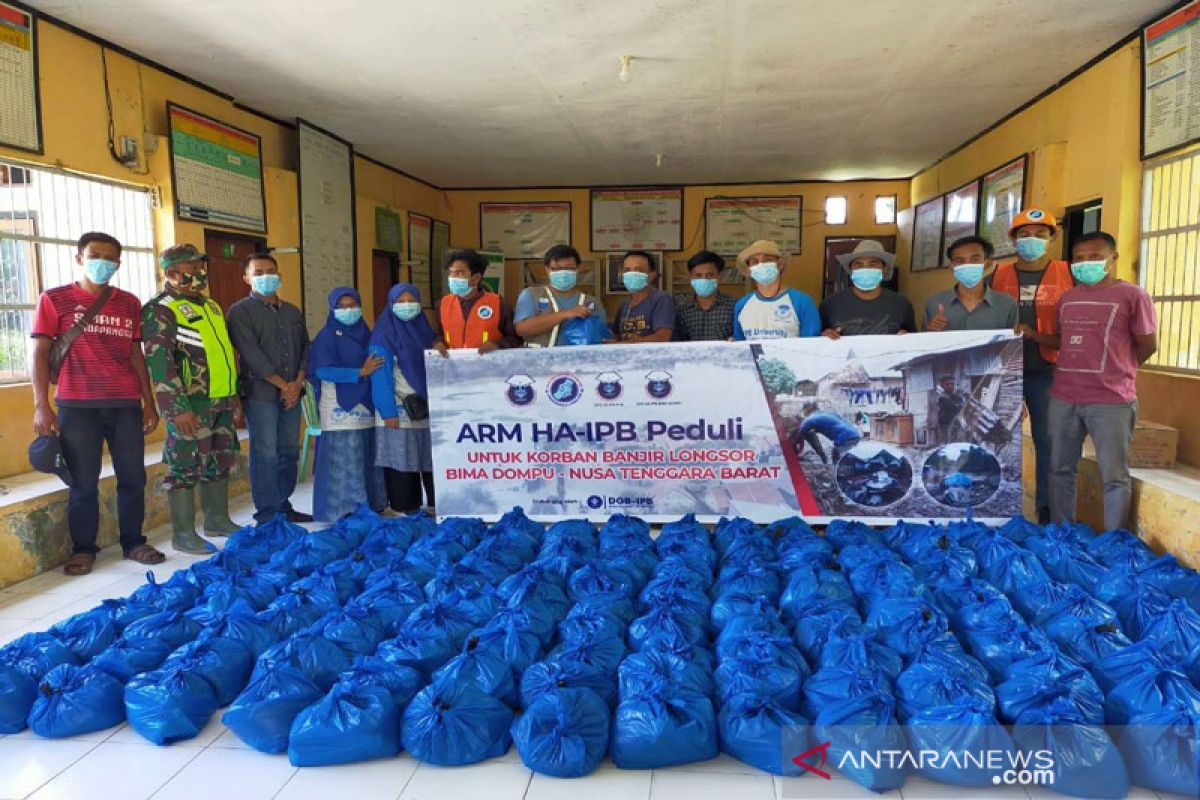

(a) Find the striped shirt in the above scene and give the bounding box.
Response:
[31,283,143,406]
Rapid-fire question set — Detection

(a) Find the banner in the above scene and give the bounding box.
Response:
[427,332,1023,524]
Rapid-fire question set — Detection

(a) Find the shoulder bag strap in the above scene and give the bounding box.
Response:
[50,285,113,377]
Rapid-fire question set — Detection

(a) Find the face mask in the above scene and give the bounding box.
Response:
[392,301,422,321]
[1070,260,1109,286]
[952,263,985,289]
[1014,237,1048,262]
[447,277,472,297]
[622,272,650,292]
[691,277,719,297]
[850,267,884,291]
[251,274,282,295]
[749,262,780,286]
[333,307,363,325]
[83,258,119,284]
[549,270,577,291]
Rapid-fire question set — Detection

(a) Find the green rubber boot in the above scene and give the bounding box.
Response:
[168,488,213,554]
[200,479,240,536]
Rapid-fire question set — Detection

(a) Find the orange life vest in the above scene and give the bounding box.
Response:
[991,259,1072,364]
[439,291,503,349]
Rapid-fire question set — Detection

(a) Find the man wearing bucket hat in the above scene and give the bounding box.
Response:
[821,240,915,337]
[141,244,242,553]
[731,239,820,340]
[990,207,1072,524]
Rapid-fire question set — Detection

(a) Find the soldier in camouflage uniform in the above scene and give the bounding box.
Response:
[142,244,242,553]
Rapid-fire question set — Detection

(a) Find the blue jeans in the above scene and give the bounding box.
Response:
[58,405,146,555]
[1024,370,1054,521]
[245,399,302,522]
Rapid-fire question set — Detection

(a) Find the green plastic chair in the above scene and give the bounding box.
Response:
[299,382,321,482]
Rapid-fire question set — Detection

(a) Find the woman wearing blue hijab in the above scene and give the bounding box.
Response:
[370,283,446,513]
[306,287,387,521]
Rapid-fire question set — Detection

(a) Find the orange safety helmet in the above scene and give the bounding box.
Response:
[1009,208,1058,235]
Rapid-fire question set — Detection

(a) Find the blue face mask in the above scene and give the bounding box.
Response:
[251,274,282,296]
[952,263,985,289]
[1014,237,1048,262]
[333,307,362,325]
[549,270,577,291]
[83,258,119,285]
[691,277,719,297]
[447,276,472,297]
[749,262,780,286]
[392,301,421,321]
[1070,260,1108,286]
[622,271,650,292]
[850,268,884,291]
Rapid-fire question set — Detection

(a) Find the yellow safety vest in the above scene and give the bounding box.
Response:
[164,295,237,399]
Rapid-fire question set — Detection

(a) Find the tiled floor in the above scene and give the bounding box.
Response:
[0,482,1189,800]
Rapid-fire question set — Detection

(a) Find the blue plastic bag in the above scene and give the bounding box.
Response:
[521,657,617,708]
[402,597,483,650]
[611,691,717,769]
[269,529,354,576]
[718,696,809,776]
[222,664,324,753]
[288,683,399,766]
[619,649,713,700]
[471,611,544,676]
[895,661,994,721]
[253,629,352,691]
[712,562,781,602]
[642,561,711,594]
[91,635,173,683]
[1142,598,1200,661]
[121,610,202,653]
[780,566,855,619]
[1044,617,1131,668]
[490,505,543,544]
[997,662,1105,726]
[357,573,425,631]
[638,630,717,674]
[131,571,200,613]
[164,635,253,706]
[1104,668,1200,726]
[124,659,218,745]
[1025,534,1107,591]
[431,635,518,706]
[548,631,627,674]
[376,629,457,678]
[498,566,570,634]
[1087,528,1153,569]
[402,681,514,765]
[49,606,119,661]
[1011,697,1129,799]
[1096,576,1171,640]
[864,597,947,659]
[628,606,707,651]
[820,632,903,681]
[905,697,1018,787]
[848,560,925,605]
[802,665,893,722]
[1093,637,1173,693]
[815,692,908,793]
[28,663,125,737]
[715,630,807,676]
[558,311,610,345]
[338,655,422,709]
[514,687,610,777]
[775,537,834,573]
[0,633,78,733]
[195,598,277,658]
[794,600,862,661]
[322,602,388,656]
[558,604,626,647]
[1119,706,1200,796]
[659,513,710,546]
[715,657,804,711]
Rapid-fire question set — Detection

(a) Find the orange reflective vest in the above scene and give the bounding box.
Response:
[992,260,1072,364]
[439,292,503,349]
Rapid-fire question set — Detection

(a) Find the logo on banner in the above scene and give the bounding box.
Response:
[505,374,536,406]
[547,375,583,406]
[596,371,623,400]
[586,495,604,509]
[477,305,494,319]
[645,370,673,399]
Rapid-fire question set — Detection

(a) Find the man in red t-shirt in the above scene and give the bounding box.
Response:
[31,231,164,575]
[1046,231,1159,532]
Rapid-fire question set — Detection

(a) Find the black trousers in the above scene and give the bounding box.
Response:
[383,468,434,513]
[58,405,147,555]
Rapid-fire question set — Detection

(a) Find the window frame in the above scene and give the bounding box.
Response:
[825,195,848,226]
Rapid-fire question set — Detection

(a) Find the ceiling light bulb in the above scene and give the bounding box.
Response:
[618,55,632,84]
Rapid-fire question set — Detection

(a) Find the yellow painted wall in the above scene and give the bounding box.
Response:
[443,182,909,317]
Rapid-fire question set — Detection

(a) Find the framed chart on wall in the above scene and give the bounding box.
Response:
[0,1,42,153]
[480,202,571,259]
[942,180,980,249]
[297,119,356,333]
[590,187,683,251]
[168,103,267,233]
[910,196,945,272]
[1142,1,1200,158]
[704,196,802,256]
[980,155,1027,259]
[408,212,434,309]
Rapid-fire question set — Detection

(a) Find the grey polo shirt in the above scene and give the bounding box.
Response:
[226,293,310,403]
[924,287,1018,331]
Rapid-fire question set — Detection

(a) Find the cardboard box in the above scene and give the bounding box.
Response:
[1131,421,1178,469]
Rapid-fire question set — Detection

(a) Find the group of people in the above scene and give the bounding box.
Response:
[30,205,1157,575]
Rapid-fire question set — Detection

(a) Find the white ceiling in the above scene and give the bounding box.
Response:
[30,0,1172,188]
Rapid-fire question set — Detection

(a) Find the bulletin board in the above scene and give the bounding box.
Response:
[479,250,505,294]
[704,196,802,256]
[980,155,1027,259]
[431,219,451,295]
[408,212,434,309]
[590,188,683,251]
[0,1,41,153]
[910,196,945,271]
[298,119,356,332]
[480,202,571,259]
[168,103,267,233]
[942,180,980,250]
[375,207,403,253]
[1143,0,1200,158]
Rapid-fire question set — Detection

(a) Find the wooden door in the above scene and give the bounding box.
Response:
[203,230,265,314]
[822,235,898,301]
[371,250,400,321]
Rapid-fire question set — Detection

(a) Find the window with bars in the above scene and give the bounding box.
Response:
[0,160,157,384]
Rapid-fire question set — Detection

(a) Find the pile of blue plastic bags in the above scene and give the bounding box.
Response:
[3,505,1200,798]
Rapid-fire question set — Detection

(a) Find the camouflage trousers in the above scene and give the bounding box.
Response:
[162,401,239,491]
